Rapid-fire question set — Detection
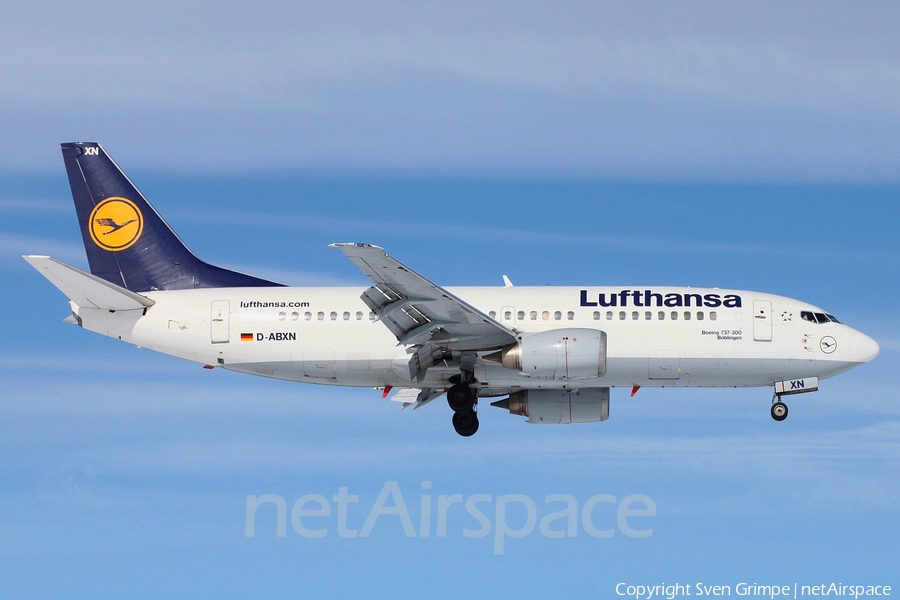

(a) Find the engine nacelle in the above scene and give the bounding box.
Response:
[493,388,610,424]
[488,328,607,380]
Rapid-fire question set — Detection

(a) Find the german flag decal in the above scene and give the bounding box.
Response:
[240,333,254,342]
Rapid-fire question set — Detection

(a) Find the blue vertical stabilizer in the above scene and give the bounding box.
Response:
[61,142,283,291]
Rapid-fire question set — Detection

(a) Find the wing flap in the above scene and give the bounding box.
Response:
[23,255,155,311]
[332,243,515,351]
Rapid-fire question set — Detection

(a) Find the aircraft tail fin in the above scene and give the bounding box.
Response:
[61,142,283,292]
[23,255,155,311]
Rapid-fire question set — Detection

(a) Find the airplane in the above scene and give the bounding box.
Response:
[24,142,880,436]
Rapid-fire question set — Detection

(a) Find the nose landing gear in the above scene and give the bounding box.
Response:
[769,377,818,422]
[770,400,789,421]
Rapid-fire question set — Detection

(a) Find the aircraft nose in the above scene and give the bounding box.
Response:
[850,329,880,364]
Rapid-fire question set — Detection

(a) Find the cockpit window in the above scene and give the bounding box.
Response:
[801,310,841,324]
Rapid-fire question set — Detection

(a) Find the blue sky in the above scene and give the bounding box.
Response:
[1,2,899,598]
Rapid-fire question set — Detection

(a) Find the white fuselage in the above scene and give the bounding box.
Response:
[72,285,878,397]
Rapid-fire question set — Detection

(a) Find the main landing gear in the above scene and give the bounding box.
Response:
[452,407,479,437]
[447,374,479,437]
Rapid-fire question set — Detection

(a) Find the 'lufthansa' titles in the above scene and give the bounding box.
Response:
[579,289,742,308]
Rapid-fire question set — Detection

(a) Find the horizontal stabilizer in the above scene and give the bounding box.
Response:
[23,255,155,311]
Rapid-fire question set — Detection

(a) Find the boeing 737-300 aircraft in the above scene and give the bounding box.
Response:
[25,143,880,436]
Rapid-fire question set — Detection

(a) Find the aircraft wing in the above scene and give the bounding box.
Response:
[331,243,516,374]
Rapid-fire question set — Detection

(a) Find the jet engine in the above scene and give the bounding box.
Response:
[484,328,607,379]
[491,388,610,424]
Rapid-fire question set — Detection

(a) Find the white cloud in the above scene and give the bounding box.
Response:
[1,1,899,179]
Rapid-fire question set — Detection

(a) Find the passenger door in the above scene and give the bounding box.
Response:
[753,300,772,342]
[210,300,230,344]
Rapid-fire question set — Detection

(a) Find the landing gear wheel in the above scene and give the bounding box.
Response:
[771,401,788,421]
[452,409,479,437]
[447,383,476,412]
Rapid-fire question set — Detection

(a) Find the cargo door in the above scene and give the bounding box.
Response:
[753,300,772,342]
[648,350,680,380]
[210,300,230,344]
[303,348,336,380]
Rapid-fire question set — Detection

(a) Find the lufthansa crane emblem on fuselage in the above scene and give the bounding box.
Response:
[819,336,837,354]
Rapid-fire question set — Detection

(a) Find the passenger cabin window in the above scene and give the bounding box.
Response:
[567,311,575,320]
[504,310,512,321]
[291,311,299,321]
[697,311,704,321]
[542,311,550,320]
[671,311,678,321]
[658,311,665,320]
[278,311,286,321]
[304,312,312,321]
[645,311,652,320]
[710,311,717,321]
[330,311,337,321]
[632,311,639,320]
[554,311,562,320]
[489,311,497,319]
[369,312,376,321]
[619,311,626,320]
[606,311,614,320]
[530,311,538,320]
[356,311,363,320]
[593,311,601,320]
[684,311,691,321]
[343,311,350,321]
[317,312,325,321]
[518,311,525,320]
